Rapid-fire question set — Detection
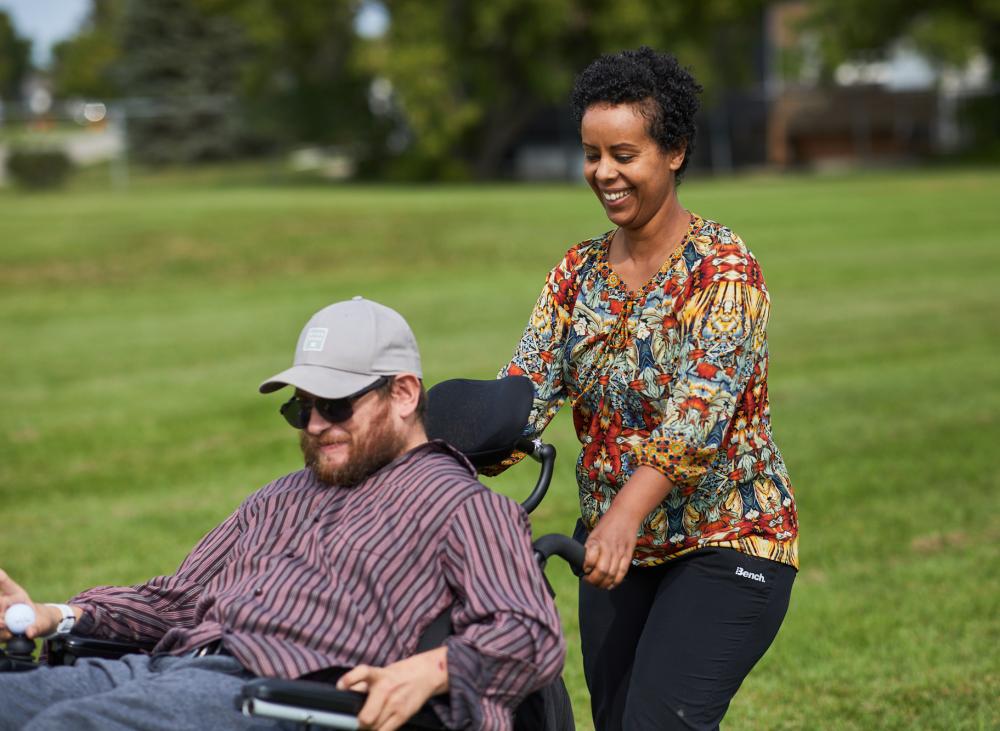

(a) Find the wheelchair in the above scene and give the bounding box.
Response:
[1,376,583,730]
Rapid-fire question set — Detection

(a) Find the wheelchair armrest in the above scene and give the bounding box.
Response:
[46,634,158,666]
[241,677,446,730]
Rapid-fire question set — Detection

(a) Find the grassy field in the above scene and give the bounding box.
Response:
[1,167,998,729]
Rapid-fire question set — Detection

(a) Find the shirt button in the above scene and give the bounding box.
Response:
[253,588,263,597]
[285,551,295,558]
[223,627,232,634]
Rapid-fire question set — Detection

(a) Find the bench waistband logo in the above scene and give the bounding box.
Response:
[735,567,766,583]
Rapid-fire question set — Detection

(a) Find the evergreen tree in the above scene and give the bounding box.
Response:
[220,0,374,149]
[119,0,251,164]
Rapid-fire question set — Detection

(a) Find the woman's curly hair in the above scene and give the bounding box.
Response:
[571,47,703,182]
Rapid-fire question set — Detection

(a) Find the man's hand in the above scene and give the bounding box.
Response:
[336,646,449,731]
[0,569,60,641]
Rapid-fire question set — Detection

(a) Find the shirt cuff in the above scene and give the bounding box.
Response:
[632,438,717,494]
[436,637,485,729]
[67,601,98,636]
[438,638,522,731]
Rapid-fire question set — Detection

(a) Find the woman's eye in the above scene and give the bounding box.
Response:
[583,152,633,163]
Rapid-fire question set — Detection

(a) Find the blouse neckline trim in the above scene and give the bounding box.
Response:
[594,213,702,298]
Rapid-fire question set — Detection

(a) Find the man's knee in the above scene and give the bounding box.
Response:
[0,658,138,731]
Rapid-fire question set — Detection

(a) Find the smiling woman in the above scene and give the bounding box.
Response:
[580,104,689,290]
[491,47,799,731]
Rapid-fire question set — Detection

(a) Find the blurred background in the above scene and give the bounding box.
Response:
[0,0,996,187]
[1,2,997,730]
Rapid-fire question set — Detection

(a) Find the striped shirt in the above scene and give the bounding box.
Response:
[70,441,565,730]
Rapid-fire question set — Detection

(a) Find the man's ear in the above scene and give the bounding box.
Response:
[390,374,423,421]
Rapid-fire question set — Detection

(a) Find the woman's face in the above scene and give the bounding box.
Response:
[580,102,685,231]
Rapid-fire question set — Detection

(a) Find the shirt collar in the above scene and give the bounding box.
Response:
[388,439,478,478]
[300,438,479,492]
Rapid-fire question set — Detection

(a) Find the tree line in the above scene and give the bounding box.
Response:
[1,0,996,179]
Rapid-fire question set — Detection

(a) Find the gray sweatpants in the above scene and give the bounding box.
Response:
[0,653,283,730]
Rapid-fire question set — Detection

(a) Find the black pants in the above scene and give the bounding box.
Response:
[515,675,575,731]
[578,543,795,731]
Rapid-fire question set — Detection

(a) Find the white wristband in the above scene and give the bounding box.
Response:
[44,603,76,637]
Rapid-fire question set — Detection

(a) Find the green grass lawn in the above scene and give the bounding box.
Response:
[1,167,998,729]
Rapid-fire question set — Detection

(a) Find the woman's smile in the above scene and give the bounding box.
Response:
[602,188,633,205]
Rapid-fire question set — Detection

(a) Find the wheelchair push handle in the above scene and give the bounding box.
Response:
[515,438,556,515]
[532,533,585,574]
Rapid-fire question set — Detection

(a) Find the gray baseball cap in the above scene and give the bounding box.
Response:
[259,297,422,399]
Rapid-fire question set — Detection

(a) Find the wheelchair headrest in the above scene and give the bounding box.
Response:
[426,376,534,469]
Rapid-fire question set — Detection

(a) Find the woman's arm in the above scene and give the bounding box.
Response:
[582,466,675,588]
[485,248,584,474]
[633,277,769,491]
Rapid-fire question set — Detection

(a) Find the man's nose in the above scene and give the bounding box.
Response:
[305,405,333,435]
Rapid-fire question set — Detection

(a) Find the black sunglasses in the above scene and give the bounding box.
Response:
[280,376,391,429]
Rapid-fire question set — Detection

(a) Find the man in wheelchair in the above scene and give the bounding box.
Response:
[0,298,566,731]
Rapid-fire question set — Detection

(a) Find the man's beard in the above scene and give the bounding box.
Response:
[299,404,407,487]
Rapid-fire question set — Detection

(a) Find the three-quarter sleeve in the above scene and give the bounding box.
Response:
[486,247,586,476]
[436,491,565,730]
[70,498,248,642]
[633,256,770,495]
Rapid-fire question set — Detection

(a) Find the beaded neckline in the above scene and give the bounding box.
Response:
[594,213,701,299]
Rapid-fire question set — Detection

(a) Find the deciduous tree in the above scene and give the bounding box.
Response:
[804,0,999,78]
[50,0,124,99]
[377,0,767,179]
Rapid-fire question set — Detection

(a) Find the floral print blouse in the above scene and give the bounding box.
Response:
[498,215,798,568]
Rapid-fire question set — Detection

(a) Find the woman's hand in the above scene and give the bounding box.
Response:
[583,466,677,590]
[583,509,640,589]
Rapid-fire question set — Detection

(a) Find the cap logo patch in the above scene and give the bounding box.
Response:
[303,327,328,352]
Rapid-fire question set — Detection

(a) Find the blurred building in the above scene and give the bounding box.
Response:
[763,2,992,170]
[767,86,937,168]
